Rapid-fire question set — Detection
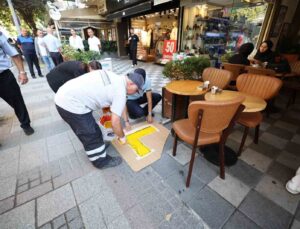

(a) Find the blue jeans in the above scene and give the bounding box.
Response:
[41,56,55,71]
[127,92,162,119]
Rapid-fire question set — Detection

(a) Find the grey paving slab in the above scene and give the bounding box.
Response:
[239,148,272,173]
[276,151,300,170]
[53,214,66,229]
[255,175,300,214]
[267,161,295,185]
[248,141,281,159]
[228,159,263,188]
[0,176,17,201]
[208,174,250,207]
[267,126,294,140]
[295,202,300,221]
[108,214,131,229]
[152,153,182,179]
[124,204,154,229]
[165,169,205,203]
[53,168,83,189]
[0,196,14,215]
[68,216,84,229]
[223,210,261,229]
[0,159,18,179]
[17,181,52,206]
[291,134,300,144]
[184,154,219,184]
[37,184,76,226]
[260,132,288,150]
[229,129,253,147]
[30,178,40,188]
[0,200,35,229]
[39,223,52,229]
[285,142,300,157]
[188,186,235,229]
[48,143,75,162]
[274,120,299,133]
[166,143,193,166]
[65,207,80,222]
[71,171,107,204]
[291,219,300,229]
[239,190,293,229]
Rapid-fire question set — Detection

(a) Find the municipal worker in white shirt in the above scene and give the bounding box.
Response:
[69,28,84,51]
[87,28,101,53]
[55,71,144,169]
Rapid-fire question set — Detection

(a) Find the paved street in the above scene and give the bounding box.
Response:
[0,59,300,229]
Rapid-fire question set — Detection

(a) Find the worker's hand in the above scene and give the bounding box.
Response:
[128,37,132,41]
[18,72,28,85]
[117,136,126,145]
[146,114,153,123]
[124,121,131,132]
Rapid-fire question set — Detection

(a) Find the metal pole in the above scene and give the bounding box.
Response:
[6,0,21,35]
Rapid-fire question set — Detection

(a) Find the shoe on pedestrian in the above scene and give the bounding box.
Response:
[39,74,44,77]
[23,126,34,136]
[92,155,122,169]
[286,180,300,194]
[131,65,134,68]
[32,75,36,79]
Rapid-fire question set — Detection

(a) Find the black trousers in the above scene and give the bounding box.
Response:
[126,92,162,119]
[130,49,137,65]
[50,52,64,66]
[0,70,31,129]
[24,53,42,77]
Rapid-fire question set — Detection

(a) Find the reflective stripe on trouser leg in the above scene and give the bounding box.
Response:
[86,144,106,161]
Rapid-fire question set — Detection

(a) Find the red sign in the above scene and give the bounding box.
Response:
[162,40,177,60]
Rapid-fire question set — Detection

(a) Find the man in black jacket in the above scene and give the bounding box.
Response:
[128,28,139,67]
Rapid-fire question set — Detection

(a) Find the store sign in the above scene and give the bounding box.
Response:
[163,40,177,60]
[154,0,172,5]
[180,0,207,7]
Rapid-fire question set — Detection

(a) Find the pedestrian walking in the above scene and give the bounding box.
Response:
[43,27,63,66]
[87,28,101,53]
[128,28,139,67]
[69,28,84,51]
[46,60,102,93]
[55,70,144,169]
[17,28,43,78]
[0,31,34,136]
[35,29,55,72]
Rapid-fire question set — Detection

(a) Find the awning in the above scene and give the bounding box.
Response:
[106,1,152,20]
[60,7,106,20]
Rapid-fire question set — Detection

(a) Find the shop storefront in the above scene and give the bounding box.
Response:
[180,0,272,62]
[130,8,179,64]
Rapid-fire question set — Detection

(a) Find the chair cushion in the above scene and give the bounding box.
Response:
[237,112,263,128]
[173,119,221,146]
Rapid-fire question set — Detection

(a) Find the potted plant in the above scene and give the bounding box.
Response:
[101,41,118,58]
[162,56,210,119]
[62,45,101,63]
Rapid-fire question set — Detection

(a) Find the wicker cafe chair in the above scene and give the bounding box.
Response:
[222,63,246,89]
[236,74,283,155]
[172,97,245,187]
[245,66,276,76]
[202,67,233,89]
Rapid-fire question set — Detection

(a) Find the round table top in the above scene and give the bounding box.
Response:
[165,80,207,96]
[205,90,267,112]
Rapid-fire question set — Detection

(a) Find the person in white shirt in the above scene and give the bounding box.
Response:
[43,27,63,66]
[55,71,144,169]
[69,28,84,51]
[87,28,101,53]
[35,29,55,72]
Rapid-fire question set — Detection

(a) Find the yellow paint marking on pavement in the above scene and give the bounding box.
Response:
[126,126,157,157]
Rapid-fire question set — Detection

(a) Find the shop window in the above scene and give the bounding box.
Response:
[181,2,268,65]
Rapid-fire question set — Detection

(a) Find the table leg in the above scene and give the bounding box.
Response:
[171,93,177,122]
[184,96,190,118]
[202,144,238,166]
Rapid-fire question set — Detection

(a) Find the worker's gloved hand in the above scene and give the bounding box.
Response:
[118,136,126,145]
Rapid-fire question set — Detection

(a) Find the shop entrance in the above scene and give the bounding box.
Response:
[130,8,179,64]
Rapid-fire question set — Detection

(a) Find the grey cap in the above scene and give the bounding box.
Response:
[127,72,144,90]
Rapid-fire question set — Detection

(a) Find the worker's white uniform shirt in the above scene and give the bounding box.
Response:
[69,35,84,50]
[88,36,100,52]
[55,70,126,116]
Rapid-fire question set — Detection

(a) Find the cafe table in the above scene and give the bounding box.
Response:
[165,80,208,122]
[202,90,267,166]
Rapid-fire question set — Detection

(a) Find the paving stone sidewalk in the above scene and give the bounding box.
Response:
[0,60,207,229]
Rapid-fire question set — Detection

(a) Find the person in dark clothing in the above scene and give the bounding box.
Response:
[46,60,102,93]
[229,43,254,65]
[128,28,139,67]
[0,31,34,136]
[17,28,43,78]
[252,40,275,65]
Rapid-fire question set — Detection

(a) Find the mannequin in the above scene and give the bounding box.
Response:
[141,26,148,47]
[170,22,178,40]
[146,25,152,47]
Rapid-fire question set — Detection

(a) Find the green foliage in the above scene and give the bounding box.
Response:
[101,41,117,53]
[221,50,234,63]
[62,45,101,64]
[163,57,211,80]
